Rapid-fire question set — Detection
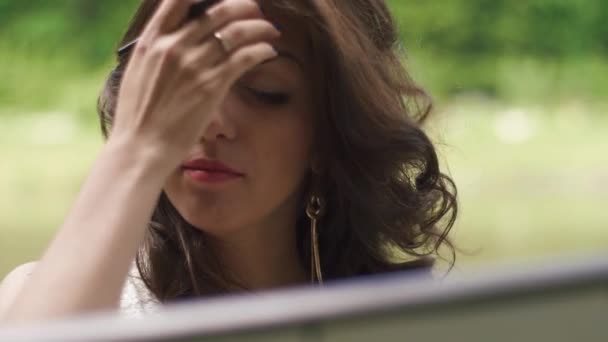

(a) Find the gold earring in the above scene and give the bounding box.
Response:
[306,195,325,285]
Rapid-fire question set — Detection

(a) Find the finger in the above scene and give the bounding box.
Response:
[143,0,194,37]
[181,19,279,67]
[205,0,264,34]
[216,19,280,53]
[173,0,264,47]
[180,38,224,70]
[217,42,278,85]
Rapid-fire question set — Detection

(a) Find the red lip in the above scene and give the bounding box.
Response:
[182,159,244,176]
[182,158,244,185]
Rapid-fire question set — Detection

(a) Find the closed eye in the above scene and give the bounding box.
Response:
[241,85,291,106]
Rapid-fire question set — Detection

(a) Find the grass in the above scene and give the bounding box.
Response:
[430,98,608,270]
[0,112,102,276]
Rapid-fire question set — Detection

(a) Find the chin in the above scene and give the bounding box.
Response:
[178,206,246,238]
[164,186,240,234]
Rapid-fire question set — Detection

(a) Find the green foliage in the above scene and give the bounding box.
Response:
[388,0,608,58]
[0,0,137,68]
[385,0,608,101]
[0,0,606,109]
[2,1,606,65]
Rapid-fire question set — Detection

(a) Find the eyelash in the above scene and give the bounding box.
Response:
[242,86,291,106]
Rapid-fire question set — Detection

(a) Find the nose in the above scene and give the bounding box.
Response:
[200,95,237,142]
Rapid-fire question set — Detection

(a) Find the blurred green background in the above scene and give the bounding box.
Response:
[0,0,607,278]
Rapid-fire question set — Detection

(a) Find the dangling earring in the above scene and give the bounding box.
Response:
[306,195,325,285]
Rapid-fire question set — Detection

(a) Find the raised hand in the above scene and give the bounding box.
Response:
[111,0,280,172]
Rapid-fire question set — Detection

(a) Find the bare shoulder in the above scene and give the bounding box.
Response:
[0,262,38,316]
[0,262,38,291]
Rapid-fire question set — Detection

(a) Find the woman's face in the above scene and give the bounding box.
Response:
[164,8,314,237]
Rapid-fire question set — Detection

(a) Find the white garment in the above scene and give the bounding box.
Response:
[119,264,161,318]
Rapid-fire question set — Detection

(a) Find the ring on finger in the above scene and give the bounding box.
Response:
[213,31,231,54]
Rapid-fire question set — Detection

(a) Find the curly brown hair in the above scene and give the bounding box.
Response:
[97,0,457,301]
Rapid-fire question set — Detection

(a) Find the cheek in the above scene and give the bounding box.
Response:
[266,114,312,169]
[253,114,313,186]
[260,135,309,183]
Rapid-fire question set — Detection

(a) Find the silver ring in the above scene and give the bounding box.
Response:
[213,31,230,54]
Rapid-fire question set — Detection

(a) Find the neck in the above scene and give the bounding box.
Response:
[210,199,308,291]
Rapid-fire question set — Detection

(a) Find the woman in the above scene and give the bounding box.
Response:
[0,0,456,321]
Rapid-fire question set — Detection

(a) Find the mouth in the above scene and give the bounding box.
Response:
[181,159,244,184]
